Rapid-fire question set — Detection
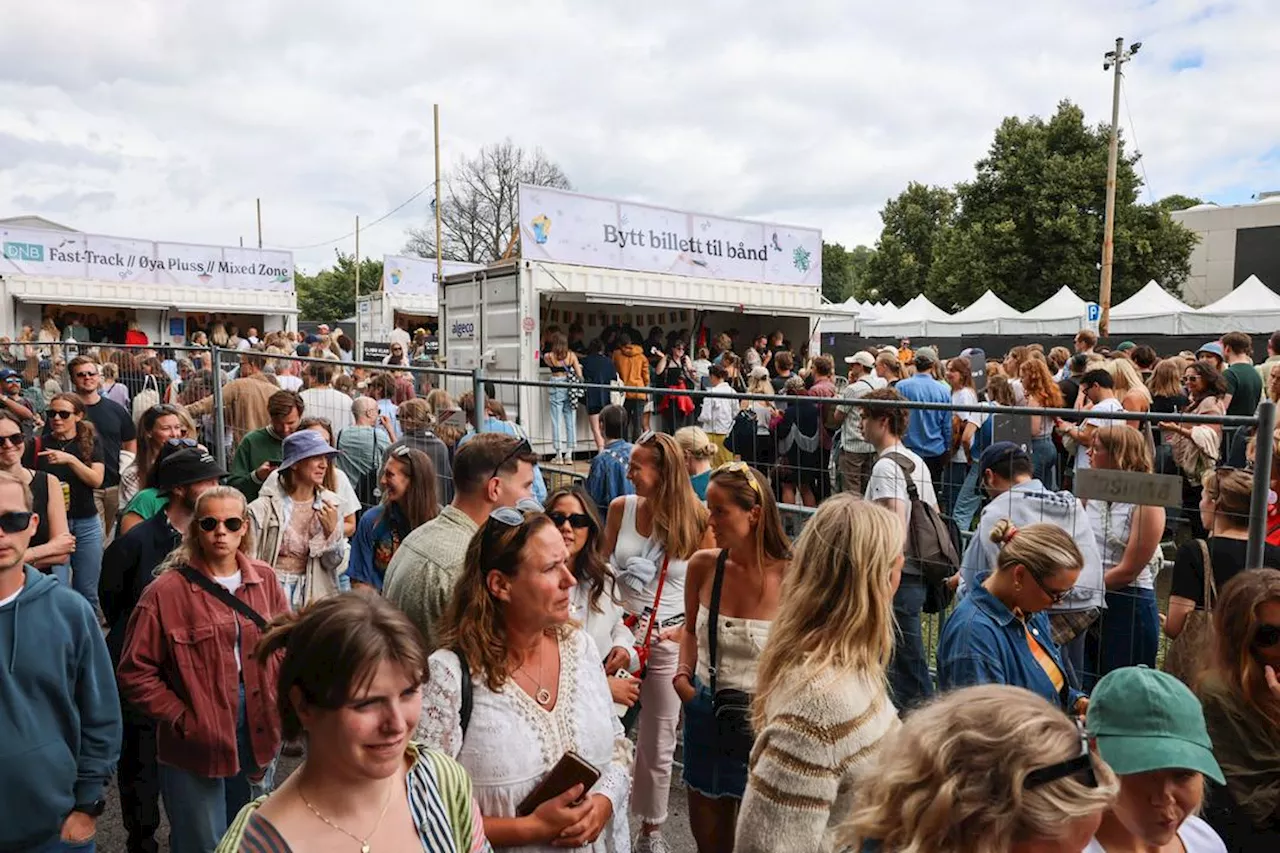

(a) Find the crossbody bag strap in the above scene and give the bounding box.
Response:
[176,564,267,630]
[1196,539,1217,609]
[883,451,920,503]
[453,648,473,739]
[708,548,729,695]
[639,555,672,655]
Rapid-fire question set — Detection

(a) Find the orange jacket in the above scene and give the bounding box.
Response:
[613,344,650,400]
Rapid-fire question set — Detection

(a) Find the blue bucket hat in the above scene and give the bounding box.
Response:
[1197,341,1225,360]
[279,429,340,471]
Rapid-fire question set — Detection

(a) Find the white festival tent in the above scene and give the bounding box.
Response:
[818,299,898,334]
[928,289,1021,336]
[1179,275,1280,335]
[1107,280,1195,335]
[861,293,951,338]
[999,286,1087,335]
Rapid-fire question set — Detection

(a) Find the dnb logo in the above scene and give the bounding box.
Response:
[450,320,476,339]
[3,241,44,262]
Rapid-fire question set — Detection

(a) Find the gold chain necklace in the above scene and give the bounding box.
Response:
[299,779,394,853]
[513,637,553,706]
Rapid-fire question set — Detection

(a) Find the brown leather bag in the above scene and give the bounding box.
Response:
[1163,540,1217,687]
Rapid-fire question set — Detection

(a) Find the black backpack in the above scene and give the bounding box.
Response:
[883,452,962,591]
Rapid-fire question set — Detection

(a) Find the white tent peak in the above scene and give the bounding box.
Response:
[1196,275,1280,313]
[1020,286,1086,319]
[936,289,1018,323]
[1110,280,1193,317]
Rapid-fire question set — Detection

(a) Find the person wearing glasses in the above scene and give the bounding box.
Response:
[37,392,106,612]
[117,437,204,535]
[601,430,711,853]
[100,447,226,853]
[672,462,789,852]
[1161,361,1228,540]
[59,355,136,541]
[418,502,633,851]
[840,685,1118,853]
[348,446,440,592]
[120,403,192,506]
[546,485,639,713]
[118,486,289,853]
[1083,666,1228,852]
[385,433,539,648]
[246,429,347,610]
[1197,569,1280,849]
[0,410,74,583]
[937,520,1088,715]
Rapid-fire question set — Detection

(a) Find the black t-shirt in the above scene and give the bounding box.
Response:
[38,434,105,519]
[1151,393,1190,415]
[1170,537,1280,607]
[1058,377,1080,409]
[83,397,135,487]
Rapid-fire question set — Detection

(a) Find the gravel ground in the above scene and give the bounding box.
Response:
[96,753,696,852]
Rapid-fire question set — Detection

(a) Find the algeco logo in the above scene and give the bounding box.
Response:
[449,320,475,338]
[3,241,44,262]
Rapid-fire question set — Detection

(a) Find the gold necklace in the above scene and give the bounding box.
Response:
[514,637,553,706]
[299,779,394,853]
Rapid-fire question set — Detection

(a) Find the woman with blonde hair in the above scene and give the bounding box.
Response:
[874,351,903,386]
[1104,358,1151,429]
[602,431,712,852]
[735,495,901,853]
[1020,357,1065,488]
[674,425,719,501]
[674,463,790,851]
[1088,426,1164,677]
[424,387,465,449]
[841,684,1119,852]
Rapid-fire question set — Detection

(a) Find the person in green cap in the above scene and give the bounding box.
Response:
[1084,666,1227,852]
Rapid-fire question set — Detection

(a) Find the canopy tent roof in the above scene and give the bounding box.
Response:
[1110,280,1194,318]
[1179,275,1280,335]
[998,286,1086,335]
[860,293,950,338]
[929,290,1021,335]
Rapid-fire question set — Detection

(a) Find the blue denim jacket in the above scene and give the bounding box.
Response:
[937,585,1085,711]
[585,439,634,516]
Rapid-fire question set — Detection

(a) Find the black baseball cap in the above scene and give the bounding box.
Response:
[978,441,1031,477]
[156,448,226,491]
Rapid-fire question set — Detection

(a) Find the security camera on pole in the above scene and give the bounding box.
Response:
[1098,36,1141,338]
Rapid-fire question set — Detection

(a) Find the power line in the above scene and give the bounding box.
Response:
[272,184,435,251]
[1121,74,1156,203]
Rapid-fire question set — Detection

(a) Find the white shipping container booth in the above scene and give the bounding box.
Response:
[356,255,483,360]
[440,185,827,455]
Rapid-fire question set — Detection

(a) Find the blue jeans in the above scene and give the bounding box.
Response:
[942,461,969,517]
[1098,586,1159,678]
[888,574,934,713]
[68,515,103,614]
[159,685,271,853]
[1031,436,1058,491]
[951,463,983,532]
[25,836,95,852]
[548,377,575,455]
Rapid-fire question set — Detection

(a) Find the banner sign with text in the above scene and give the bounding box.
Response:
[518,184,822,288]
[381,255,484,296]
[0,225,294,292]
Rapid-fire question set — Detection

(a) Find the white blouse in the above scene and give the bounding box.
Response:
[1088,499,1160,590]
[417,629,634,853]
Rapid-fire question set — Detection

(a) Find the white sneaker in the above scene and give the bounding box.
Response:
[633,832,672,853]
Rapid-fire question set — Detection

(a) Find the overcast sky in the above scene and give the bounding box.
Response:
[2,0,1277,271]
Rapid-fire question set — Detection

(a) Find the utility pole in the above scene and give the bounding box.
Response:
[1099,37,1141,337]
[434,104,443,286]
[256,198,263,249]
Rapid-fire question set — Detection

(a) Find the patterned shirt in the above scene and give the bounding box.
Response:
[347,503,412,591]
[383,506,479,648]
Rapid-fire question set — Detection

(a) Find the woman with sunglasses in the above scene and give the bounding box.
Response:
[118,486,290,853]
[0,410,74,581]
[602,430,711,853]
[348,446,439,592]
[118,436,203,535]
[418,503,633,851]
[1161,361,1228,539]
[37,392,106,611]
[247,429,348,610]
[841,685,1118,853]
[546,486,640,713]
[673,462,789,852]
[937,519,1088,714]
[121,403,192,506]
[1197,569,1280,850]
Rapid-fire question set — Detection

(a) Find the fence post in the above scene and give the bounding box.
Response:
[472,367,485,434]
[1247,399,1277,569]
[209,346,227,471]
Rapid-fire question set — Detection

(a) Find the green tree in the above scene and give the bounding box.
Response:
[1156,194,1206,213]
[295,251,383,321]
[847,244,876,300]
[864,183,957,305]
[822,241,852,303]
[925,101,1196,309]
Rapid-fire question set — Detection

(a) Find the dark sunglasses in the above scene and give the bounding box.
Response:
[1025,719,1097,790]
[166,438,199,448]
[48,410,75,420]
[1255,623,1280,649]
[548,511,592,529]
[489,438,533,482]
[198,516,245,533]
[73,371,98,379]
[0,510,34,534]
[0,434,24,448]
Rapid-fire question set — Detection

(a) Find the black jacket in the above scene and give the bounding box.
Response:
[99,510,182,665]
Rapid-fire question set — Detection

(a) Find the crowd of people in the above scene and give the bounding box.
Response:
[2,317,1280,853]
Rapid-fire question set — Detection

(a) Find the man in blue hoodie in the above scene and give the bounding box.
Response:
[0,471,121,852]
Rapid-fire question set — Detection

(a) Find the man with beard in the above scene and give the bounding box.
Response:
[99,447,226,853]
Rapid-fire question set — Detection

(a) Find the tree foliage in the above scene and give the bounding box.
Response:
[405,140,571,263]
[295,251,383,321]
[865,183,957,305]
[1157,194,1206,213]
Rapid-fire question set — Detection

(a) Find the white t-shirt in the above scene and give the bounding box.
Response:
[1076,397,1125,471]
[950,387,984,463]
[866,443,939,528]
[276,374,303,393]
[213,571,244,671]
[1084,815,1225,853]
[300,386,356,433]
[0,586,22,608]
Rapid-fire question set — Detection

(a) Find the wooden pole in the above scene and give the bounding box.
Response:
[434,104,443,285]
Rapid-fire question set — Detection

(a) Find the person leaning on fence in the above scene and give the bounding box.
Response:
[226,389,303,503]
[387,397,455,506]
[584,404,634,517]
[938,520,1088,715]
[348,446,439,593]
[384,433,539,649]
[184,351,280,446]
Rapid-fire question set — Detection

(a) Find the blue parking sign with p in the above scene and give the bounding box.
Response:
[1086,302,1100,322]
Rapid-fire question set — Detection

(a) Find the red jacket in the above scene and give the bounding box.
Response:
[124,329,149,346]
[117,551,288,777]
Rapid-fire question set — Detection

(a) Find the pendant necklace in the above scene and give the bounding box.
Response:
[516,637,553,706]
[300,777,394,853]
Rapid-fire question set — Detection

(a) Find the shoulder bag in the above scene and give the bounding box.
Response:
[709,549,755,761]
[1162,540,1217,687]
[176,564,268,630]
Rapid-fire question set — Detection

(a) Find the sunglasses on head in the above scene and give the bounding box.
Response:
[1025,718,1097,790]
[489,438,533,482]
[198,516,245,533]
[166,438,199,448]
[715,460,762,499]
[548,510,592,529]
[49,410,75,420]
[0,511,33,534]
[488,498,545,528]
[0,434,24,448]
[1255,623,1280,649]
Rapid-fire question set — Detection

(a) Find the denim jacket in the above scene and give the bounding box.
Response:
[586,440,634,516]
[937,585,1085,711]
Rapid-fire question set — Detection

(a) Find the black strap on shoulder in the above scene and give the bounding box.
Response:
[883,451,921,503]
[708,549,729,695]
[176,564,267,630]
[455,648,473,738]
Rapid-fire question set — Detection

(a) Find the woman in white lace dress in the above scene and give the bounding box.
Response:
[417,504,633,852]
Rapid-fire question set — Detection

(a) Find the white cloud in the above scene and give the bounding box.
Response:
[2,0,1278,271]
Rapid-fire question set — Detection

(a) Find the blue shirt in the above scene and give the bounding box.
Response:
[894,373,952,458]
[347,503,411,591]
[585,439,634,516]
[937,585,1085,711]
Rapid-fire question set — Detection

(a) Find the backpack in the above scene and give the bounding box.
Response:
[883,452,961,590]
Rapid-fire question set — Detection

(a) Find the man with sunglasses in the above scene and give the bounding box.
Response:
[0,368,37,436]
[98,448,225,853]
[0,471,122,852]
[56,355,136,543]
[385,433,539,648]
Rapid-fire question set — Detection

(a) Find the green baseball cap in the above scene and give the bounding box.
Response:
[1086,666,1224,784]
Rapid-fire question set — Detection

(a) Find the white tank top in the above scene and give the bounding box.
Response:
[612,495,688,625]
